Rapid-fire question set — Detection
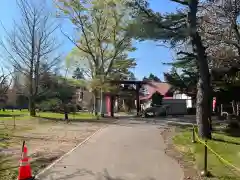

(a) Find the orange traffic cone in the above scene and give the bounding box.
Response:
[18,145,33,180]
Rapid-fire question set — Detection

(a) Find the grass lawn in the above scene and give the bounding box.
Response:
[0,109,95,120]
[173,127,240,180]
[0,110,96,133]
[0,109,28,116]
[37,111,95,119]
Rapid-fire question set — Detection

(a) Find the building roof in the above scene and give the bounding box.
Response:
[140,81,172,100]
[109,80,147,85]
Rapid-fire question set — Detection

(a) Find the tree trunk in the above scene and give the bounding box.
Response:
[237,102,239,116]
[64,112,69,121]
[231,100,236,116]
[100,89,104,117]
[110,95,114,117]
[189,0,211,139]
[29,96,36,117]
[196,78,211,138]
[63,104,69,121]
[28,73,35,117]
[209,89,213,131]
[29,19,35,117]
[93,90,98,116]
[209,106,213,132]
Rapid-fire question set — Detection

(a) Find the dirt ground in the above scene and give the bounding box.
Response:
[161,126,202,180]
[0,118,106,178]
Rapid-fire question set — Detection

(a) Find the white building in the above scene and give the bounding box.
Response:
[173,91,192,108]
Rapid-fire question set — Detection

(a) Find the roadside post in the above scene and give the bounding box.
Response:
[201,140,210,177]
[192,124,196,143]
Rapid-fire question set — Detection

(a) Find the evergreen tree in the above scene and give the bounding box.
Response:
[128,0,212,138]
[151,92,163,106]
[143,73,161,82]
[163,52,198,99]
[72,67,84,80]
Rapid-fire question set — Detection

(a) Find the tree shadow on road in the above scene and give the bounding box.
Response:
[38,116,117,124]
[36,168,156,180]
[212,137,240,145]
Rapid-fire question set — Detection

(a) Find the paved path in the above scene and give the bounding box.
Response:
[37,120,183,180]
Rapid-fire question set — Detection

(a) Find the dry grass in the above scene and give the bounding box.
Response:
[0,117,105,180]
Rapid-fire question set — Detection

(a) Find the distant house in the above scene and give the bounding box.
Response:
[173,91,193,108]
[140,81,192,114]
[139,81,172,110]
[140,81,173,101]
[74,87,93,110]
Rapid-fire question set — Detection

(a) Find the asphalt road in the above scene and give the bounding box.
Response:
[37,120,183,180]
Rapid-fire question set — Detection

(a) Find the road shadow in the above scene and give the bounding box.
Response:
[166,122,193,129]
[36,168,156,180]
[0,114,24,117]
[212,124,240,138]
[224,128,240,137]
[212,137,240,145]
[115,116,195,125]
[38,116,118,124]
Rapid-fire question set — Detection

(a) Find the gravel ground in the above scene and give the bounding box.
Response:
[0,119,105,178]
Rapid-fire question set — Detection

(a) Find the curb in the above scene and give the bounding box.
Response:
[35,125,108,178]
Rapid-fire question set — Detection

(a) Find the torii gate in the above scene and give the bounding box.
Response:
[106,80,147,117]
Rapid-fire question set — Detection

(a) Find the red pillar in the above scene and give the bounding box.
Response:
[136,84,140,116]
[106,95,111,116]
[213,97,216,112]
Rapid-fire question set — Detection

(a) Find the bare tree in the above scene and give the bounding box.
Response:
[0,69,11,96]
[0,67,13,110]
[0,0,61,116]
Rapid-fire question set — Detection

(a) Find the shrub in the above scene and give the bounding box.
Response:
[187,108,196,115]
[67,103,77,113]
[76,104,82,111]
[37,98,61,112]
[37,98,80,114]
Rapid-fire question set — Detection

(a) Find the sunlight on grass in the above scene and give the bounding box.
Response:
[0,109,29,115]
[0,109,95,121]
[173,128,240,180]
[0,110,27,113]
[37,112,95,119]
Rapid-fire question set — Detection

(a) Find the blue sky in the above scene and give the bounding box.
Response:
[0,0,180,81]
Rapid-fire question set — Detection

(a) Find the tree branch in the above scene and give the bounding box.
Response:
[171,0,188,6]
[177,51,197,57]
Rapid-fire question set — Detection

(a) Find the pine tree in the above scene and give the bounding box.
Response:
[72,67,84,80]
[128,0,212,138]
[164,52,198,99]
[143,73,161,82]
